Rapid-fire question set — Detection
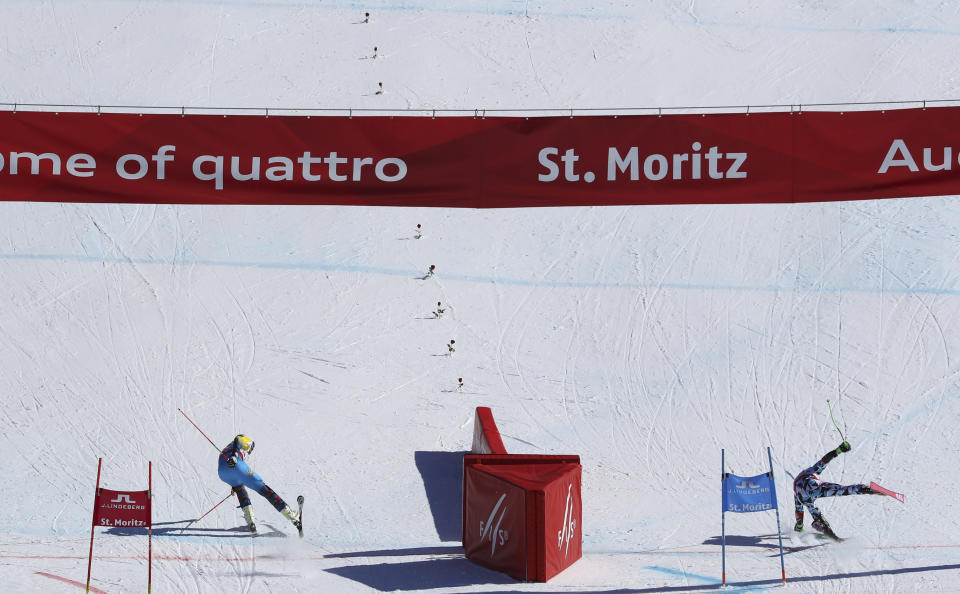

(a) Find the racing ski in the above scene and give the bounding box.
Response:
[296,495,304,538]
[870,482,905,503]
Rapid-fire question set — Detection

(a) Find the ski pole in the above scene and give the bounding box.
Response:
[179,491,235,533]
[178,408,231,462]
[826,399,846,441]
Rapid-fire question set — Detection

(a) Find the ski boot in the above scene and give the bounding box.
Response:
[794,511,804,532]
[811,516,840,541]
[282,505,302,532]
[242,505,258,535]
[860,485,883,495]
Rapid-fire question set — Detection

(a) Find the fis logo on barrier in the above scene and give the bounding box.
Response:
[557,484,577,557]
[479,493,510,557]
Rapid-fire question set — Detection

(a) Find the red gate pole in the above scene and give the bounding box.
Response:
[148,461,153,594]
[86,458,102,593]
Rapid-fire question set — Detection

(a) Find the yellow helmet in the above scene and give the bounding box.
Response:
[235,434,255,454]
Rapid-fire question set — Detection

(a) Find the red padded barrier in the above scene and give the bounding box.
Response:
[463,454,582,582]
[472,406,507,454]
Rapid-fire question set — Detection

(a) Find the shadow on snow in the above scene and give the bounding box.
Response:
[104,519,286,539]
[414,450,464,542]
[701,533,829,555]
[326,555,515,591]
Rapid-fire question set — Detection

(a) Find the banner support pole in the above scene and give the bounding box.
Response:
[148,461,153,594]
[86,458,102,593]
[767,447,786,583]
[721,449,726,587]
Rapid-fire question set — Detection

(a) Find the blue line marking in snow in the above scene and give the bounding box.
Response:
[691,18,960,37]
[1,251,960,297]
[4,0,958,34]
[646,564,720,583]
[646,565,773,591]
[0,0,627,20]
[869,385,960,440]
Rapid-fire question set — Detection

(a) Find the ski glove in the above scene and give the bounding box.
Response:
[837,441,851,453]
[227,456,237,467]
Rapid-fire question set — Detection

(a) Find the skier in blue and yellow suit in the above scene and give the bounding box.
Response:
[793,441,881,539]
[218,434,301,535]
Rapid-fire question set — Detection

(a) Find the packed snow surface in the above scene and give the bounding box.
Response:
[3,1,960,592]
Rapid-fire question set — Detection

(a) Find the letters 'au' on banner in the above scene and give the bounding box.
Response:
[4,108,960,206]
[722,472,777,513]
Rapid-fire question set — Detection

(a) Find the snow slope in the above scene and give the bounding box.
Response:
[3,1,960,592]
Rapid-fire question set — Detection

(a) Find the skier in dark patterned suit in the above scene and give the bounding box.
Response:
[793,441,881,539]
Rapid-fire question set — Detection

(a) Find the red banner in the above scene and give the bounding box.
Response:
[86,460,153,593]
[2,108,960,206]
[93,488,151,528]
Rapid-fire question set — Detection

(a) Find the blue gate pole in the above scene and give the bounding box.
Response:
[768,447,786,583]
[721,449,726,587]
